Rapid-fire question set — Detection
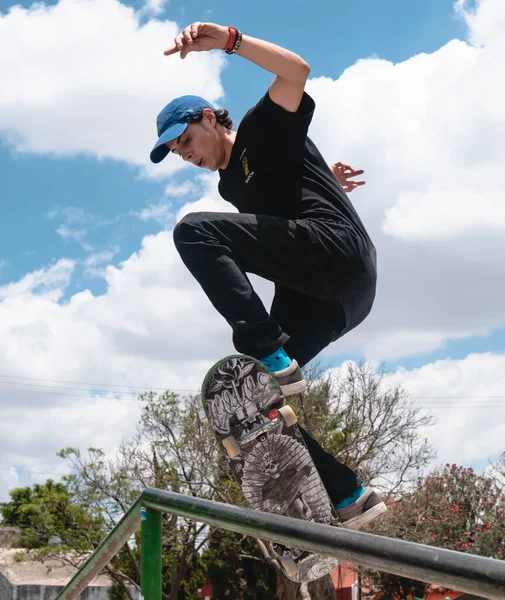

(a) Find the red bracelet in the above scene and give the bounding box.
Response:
[223,26,237,53]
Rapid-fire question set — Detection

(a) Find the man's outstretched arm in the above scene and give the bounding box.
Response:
[164,22,309,113]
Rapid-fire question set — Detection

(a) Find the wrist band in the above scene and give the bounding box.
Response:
[229,29,242,54]
[223,27,242,55]
[223,27,237,53]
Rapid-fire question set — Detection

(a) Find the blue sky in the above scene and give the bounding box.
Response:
[1,0,505,497]
[0,0,467,303]
[0,0,478,367]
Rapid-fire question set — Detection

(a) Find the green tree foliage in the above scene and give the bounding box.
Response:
[0,479,105,557]
[205,528,276,600]
[291,361,435,494]
[1,362,437,600]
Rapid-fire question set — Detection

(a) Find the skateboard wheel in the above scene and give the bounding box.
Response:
[222,436,241,458]
[278,405,297,427]
[280,556,299,577]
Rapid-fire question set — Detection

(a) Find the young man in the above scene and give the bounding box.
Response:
[150,22,387,530]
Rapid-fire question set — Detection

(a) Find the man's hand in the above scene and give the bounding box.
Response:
[330,161,366,193]
[164,22,228,59]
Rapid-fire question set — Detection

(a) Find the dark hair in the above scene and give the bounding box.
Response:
[190,108,234,130]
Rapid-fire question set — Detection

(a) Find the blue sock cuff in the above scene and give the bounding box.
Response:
[259,347,292,372]
[334,486,366,509]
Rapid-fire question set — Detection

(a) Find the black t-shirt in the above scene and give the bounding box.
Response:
[218,89,371,244]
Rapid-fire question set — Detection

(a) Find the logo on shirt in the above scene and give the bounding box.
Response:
[240,150,255,184]
[242,156,250,176]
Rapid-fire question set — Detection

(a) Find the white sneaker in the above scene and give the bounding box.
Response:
[273,360,307,396]
[336,488,387,530]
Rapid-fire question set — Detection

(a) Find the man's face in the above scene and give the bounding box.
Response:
[167,110,222,171]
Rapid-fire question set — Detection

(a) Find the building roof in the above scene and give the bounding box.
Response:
[0,548,111,586]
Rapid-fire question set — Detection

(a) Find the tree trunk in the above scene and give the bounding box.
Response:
[276,573,335,600]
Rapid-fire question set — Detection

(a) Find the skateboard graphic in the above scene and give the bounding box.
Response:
[202,354,341,583]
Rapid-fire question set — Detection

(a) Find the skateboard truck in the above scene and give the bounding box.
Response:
[223,404,298,457]
[235,402,282,446]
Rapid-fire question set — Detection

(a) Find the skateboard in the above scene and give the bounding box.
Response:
[201,354,341,583]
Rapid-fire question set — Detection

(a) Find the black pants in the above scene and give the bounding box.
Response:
[174,211,372,504]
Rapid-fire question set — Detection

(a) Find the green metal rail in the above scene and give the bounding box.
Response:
[55,488,505,600]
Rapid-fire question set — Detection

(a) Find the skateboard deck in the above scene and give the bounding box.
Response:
[201,354,341,583]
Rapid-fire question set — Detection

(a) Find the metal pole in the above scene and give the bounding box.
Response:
[141,506,162,600]
[142,487,505,600]
[55,496,143,600]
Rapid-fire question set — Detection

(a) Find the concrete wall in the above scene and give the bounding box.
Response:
[9,584,113,600]
[0,573,141,600]
[0,570,13,600]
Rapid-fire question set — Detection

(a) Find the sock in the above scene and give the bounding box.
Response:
[335,486,366,510]
[259,347,292,372]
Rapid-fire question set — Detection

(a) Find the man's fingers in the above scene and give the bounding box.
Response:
[182,27,193,44]
[348,181,366,190]
[334,162,364,175]
[175,33,186,49]
[190,22,200,37]
[180,43,194,59]
[343,180,366,192]
[164,45,180,56]
[165,23,198,55]
[164,37,195,58]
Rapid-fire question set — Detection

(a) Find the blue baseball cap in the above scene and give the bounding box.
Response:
[150,95,216,164]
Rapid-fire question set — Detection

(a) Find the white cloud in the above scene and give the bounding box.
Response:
[0,397,142,500]
[324,352,505,482]
[302,0,505,360]
[139,0,169,18]
[47,206,89,224]
[0,183,231,500]
[381,352,505,467]
[48,205,94,251]
[456,0,505,48]
[0,259,74,299]
[0,0,226,170]
[4,0,505,499]
[56,225,93,251]
[83,247,120,277]
[0,172,502,502]
[485,457,505,487]
[84,248,120,267]
[175,172,234,220]
[382,190,505,241]
[133,202,174,227]
[164,180,199,197]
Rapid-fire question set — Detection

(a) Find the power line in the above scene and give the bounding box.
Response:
[2,373,505,410]
[0,380,148,394]
[0,386,140,402]
[415,405,505,409]
[414,395,505,399]
[0,374,197,393]
[2,384,505,408]
[2,373,505,400]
